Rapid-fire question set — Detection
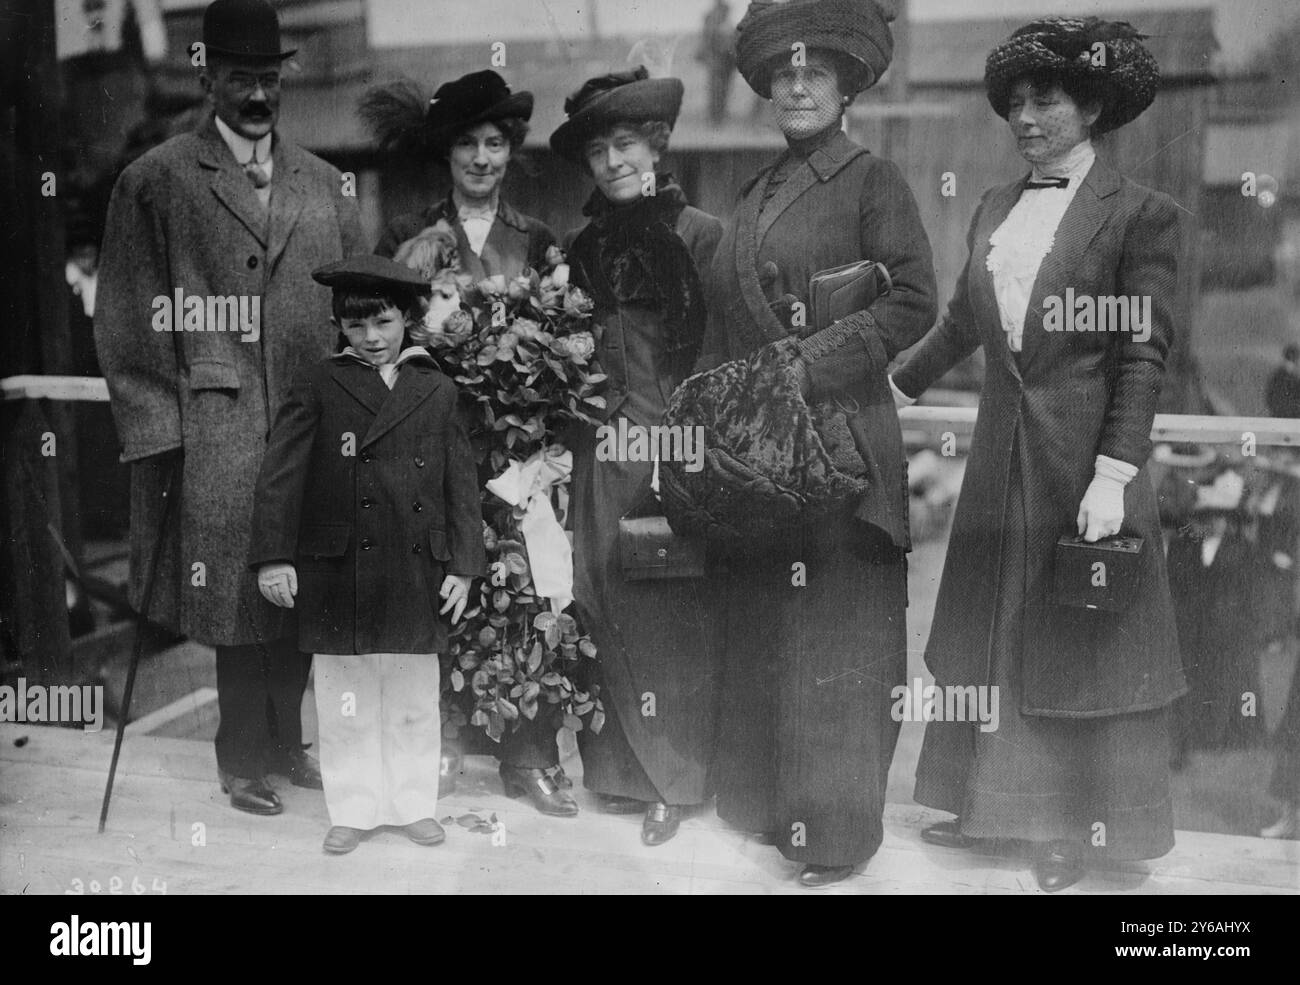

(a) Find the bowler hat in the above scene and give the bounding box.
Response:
[202,0,296,61]
[735,0,896,99]
[549,67,684,164]
[984,17,1159,134]
[312,254,431,292]
[426,70,533,154]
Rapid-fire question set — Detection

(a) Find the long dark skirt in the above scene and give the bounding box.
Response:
[914,449,1176,861]
[569,423,720,806]
[713,511,907,868]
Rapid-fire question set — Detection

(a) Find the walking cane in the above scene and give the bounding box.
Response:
[98,458,179,833]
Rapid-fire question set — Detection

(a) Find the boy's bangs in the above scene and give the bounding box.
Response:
[333,289,406,321]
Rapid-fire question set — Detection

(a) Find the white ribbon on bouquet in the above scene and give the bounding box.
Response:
[486,445,574,612]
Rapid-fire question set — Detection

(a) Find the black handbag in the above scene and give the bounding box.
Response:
[808,259,892,333]
[618,462,705,581]
[1050,534,1145,612]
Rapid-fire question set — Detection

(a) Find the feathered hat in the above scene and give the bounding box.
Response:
[734,0,896,99]
[984,17,1160,134]
[359,70,533,162]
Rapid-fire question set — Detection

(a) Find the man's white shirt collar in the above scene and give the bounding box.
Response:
[214,115,274,179]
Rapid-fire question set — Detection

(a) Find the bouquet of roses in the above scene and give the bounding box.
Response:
[396,221,606,742]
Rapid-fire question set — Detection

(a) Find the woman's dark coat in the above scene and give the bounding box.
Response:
[701,130,936,866]
[893,158,1188,717]
[374,196,556,281]
[698,130,938,547]
[567,203,725,806]
[247,356,486,655]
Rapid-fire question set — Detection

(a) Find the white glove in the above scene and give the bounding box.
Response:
[257,563,297,608]
[889,374,916,411]
[1077,456,1136,542]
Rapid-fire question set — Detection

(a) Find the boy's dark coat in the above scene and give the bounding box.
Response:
[249,356,486,655]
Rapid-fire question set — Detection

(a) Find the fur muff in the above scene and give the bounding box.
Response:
[660,341,869,544]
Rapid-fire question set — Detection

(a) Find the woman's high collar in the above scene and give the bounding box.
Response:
[784,120,843,160]
[582,173,687,222]
[1030,139,1096,183]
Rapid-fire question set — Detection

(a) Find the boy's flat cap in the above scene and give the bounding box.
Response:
[312,254,431,290]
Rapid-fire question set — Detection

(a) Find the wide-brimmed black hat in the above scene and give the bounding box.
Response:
[201,0,296,61]
[735,0,895,99]
[549,67,684,164]
[312,254,430,292]
[426,70,534,152]
[985,17,1159,135]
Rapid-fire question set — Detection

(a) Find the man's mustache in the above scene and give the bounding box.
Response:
[242,103,273,117]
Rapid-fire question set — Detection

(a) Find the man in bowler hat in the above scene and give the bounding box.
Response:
[95,0,366,814]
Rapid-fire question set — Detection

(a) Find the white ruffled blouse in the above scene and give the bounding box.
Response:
[985,140,1096,353]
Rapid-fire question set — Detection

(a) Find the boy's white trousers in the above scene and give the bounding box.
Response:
[313,652,441,829]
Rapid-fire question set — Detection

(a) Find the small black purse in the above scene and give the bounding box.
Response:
[1050,534,1145,612]
[618,462,705,581]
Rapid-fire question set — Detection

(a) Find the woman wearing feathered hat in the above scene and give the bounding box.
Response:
[550,66,724,847]
[890,17,1186,891]
[693,0,937,887]
[359,71,576,819]
[362,70,557,283]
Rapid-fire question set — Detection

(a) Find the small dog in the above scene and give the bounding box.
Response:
[393,221,462,339]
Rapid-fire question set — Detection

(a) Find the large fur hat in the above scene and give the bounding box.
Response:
[660,343,869,543]
[549,67,684,164]
[734,0,896,99]
[985,17,1160,134]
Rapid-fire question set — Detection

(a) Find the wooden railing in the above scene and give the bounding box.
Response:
[7,374,1300,448]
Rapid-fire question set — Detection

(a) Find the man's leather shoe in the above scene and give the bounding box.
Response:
[921,819,974,850]
[323,825,364,854]
[218,771,282,816]
[499,763,579,817]
[279,749,324,790]
[641,803,681,846]
[405,818,446,846]
[1033,842,1085,893]
[597,793,646,815]
[797,863,855,887]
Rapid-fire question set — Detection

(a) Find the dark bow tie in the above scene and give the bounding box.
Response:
[1025,177,1070,190]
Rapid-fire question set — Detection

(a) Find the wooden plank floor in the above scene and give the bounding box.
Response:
[1,724,1296,895]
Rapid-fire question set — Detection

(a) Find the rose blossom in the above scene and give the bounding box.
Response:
[563,286,594,317]
[554,331,595,361]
